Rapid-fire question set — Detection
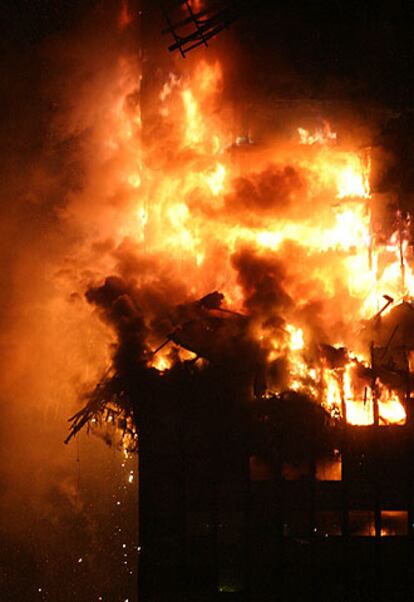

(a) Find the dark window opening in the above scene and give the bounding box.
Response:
[282,461,311,480]
[349,510,375,536]
[316,451,342,481]
[283,510,311,537]
[316,511,342,536]
[381,511,408,536]
[249,455,273,481]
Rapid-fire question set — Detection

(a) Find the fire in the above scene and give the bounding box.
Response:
[118,0,134,31]
[378,395,407,425]
[287,324,304,351]
[182,88,205,147]
[337,165,369,199]
[298,123,337,146]
[204,162,226,196]
[87,59,414,429]
[152,351,172,373]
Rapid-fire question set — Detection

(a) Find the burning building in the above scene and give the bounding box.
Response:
[5,0,414,600]
[63,7,414,595]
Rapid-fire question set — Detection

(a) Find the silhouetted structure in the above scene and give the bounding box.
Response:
[160,0,248,56]
[67,290,414,601]
[138,371,414,601]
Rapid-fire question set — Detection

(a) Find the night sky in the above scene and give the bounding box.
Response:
[233,0,414,107]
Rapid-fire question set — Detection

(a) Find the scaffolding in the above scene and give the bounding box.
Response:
[160,0,249,56]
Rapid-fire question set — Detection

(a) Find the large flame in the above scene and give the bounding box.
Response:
[95,59,413,428]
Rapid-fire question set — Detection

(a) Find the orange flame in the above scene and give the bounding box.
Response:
[103,59,411,427]
[118,0,134,30]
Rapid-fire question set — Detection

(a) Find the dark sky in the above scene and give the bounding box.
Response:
[2,1,89,46]
[231,0,414,106]
[3,0,414,104]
